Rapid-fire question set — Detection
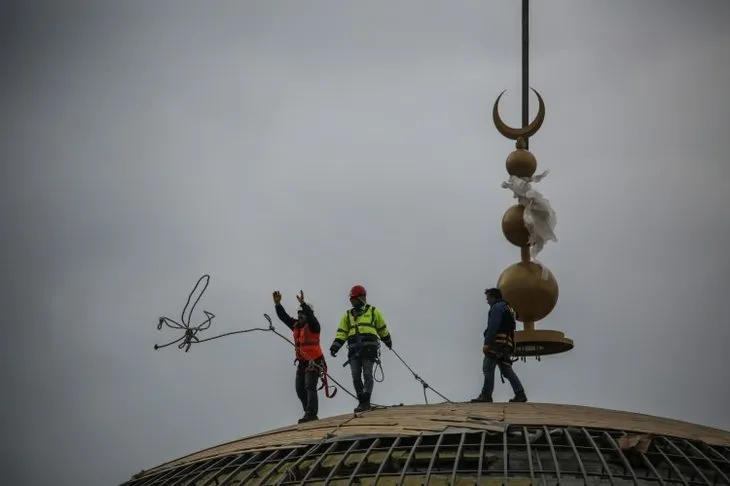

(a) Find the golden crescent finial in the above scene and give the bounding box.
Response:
[492,88,546,141]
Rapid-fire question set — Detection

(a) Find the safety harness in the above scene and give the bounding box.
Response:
[341,306,385,382]
[293,317,337,398]
[486,301,519,383]
[311,360,338,398]
[342,306,379,364]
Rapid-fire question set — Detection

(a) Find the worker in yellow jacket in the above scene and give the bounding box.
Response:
[329,284,392,412]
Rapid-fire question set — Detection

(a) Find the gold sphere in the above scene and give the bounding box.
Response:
[501,204,530,247]
[497,261,558,322]
[506,149,537,178]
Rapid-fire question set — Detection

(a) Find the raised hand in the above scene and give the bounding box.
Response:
[273,290,282,305]
[296,290,305,305]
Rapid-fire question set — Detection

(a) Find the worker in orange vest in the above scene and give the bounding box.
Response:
[273,290,325,423]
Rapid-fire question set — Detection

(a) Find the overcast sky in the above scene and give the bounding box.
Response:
[3,0,730,484]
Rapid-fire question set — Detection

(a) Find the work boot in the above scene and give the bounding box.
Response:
[470,394,493,403]
[362,392,372,410]
[353,393,365,413]
[298,413,318,424]
[509,392,528,403]
[353,393,371,413]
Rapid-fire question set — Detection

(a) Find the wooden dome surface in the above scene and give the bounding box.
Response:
[145,402,730,474]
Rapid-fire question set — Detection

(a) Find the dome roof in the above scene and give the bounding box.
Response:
[142,402,730,476]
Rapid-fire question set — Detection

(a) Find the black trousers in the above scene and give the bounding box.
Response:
[295,360,320,416]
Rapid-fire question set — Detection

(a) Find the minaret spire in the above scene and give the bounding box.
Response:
[491,0,573,360]
[521,0,530,149]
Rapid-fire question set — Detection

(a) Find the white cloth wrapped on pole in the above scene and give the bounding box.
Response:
[501,170,557,279]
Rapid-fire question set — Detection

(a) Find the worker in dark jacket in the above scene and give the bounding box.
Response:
[273,290,325,423]
[471,287,527,403]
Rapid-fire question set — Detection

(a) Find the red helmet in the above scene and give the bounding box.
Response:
[349,285,367,299]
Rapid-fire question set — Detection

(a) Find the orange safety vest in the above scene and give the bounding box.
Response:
[293,322,323,361]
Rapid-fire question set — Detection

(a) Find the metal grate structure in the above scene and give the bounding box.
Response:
[123,425,730,485]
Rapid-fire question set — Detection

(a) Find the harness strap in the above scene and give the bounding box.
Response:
[342,349,381,368]
[486,349,518,384]
[310,361,337,398]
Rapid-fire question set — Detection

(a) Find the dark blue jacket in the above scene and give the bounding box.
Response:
[483,300,512,346]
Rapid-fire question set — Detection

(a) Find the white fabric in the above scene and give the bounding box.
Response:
[501,170,557,279]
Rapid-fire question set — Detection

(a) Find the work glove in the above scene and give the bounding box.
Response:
[272,290,281,305]
[329,342,340,357]
[482,345,489,356]
[296,290,305,305]
[383,336,393,349]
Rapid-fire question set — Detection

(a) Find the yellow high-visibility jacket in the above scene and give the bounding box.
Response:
[334,305,390,345]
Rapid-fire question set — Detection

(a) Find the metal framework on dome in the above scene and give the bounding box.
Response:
[492,0,573,360]
[122,425,730,485]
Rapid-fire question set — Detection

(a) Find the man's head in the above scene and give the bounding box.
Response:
[349,284,367,308]
[485,287,502,306]
[297,303,312,322]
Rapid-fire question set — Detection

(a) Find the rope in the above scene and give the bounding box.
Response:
[157,309,365,403]
[154,274,216,352]
[154,274,450,408]
[154,274,298,352]
[373,352,385,383]
[263,314,397,409]
[260,313,369,404]
[388,348,453,404]
[341,347,385,383]
[152,276,367,403]
[154,275,282,352]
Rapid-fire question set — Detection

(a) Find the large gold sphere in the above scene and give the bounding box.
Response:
[501,204,530,247]
[506,149,537,178]
[497,261,558,322]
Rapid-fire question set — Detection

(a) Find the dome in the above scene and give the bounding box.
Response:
[122,402,730,484]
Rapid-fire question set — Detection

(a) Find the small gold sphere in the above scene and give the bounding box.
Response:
[497,261,558,322]
[506,149,537,178]
[501,204,530,247]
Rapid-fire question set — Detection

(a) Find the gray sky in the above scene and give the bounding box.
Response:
[3,0,730,484]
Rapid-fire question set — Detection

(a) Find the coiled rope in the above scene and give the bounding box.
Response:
[154,274,452,407]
